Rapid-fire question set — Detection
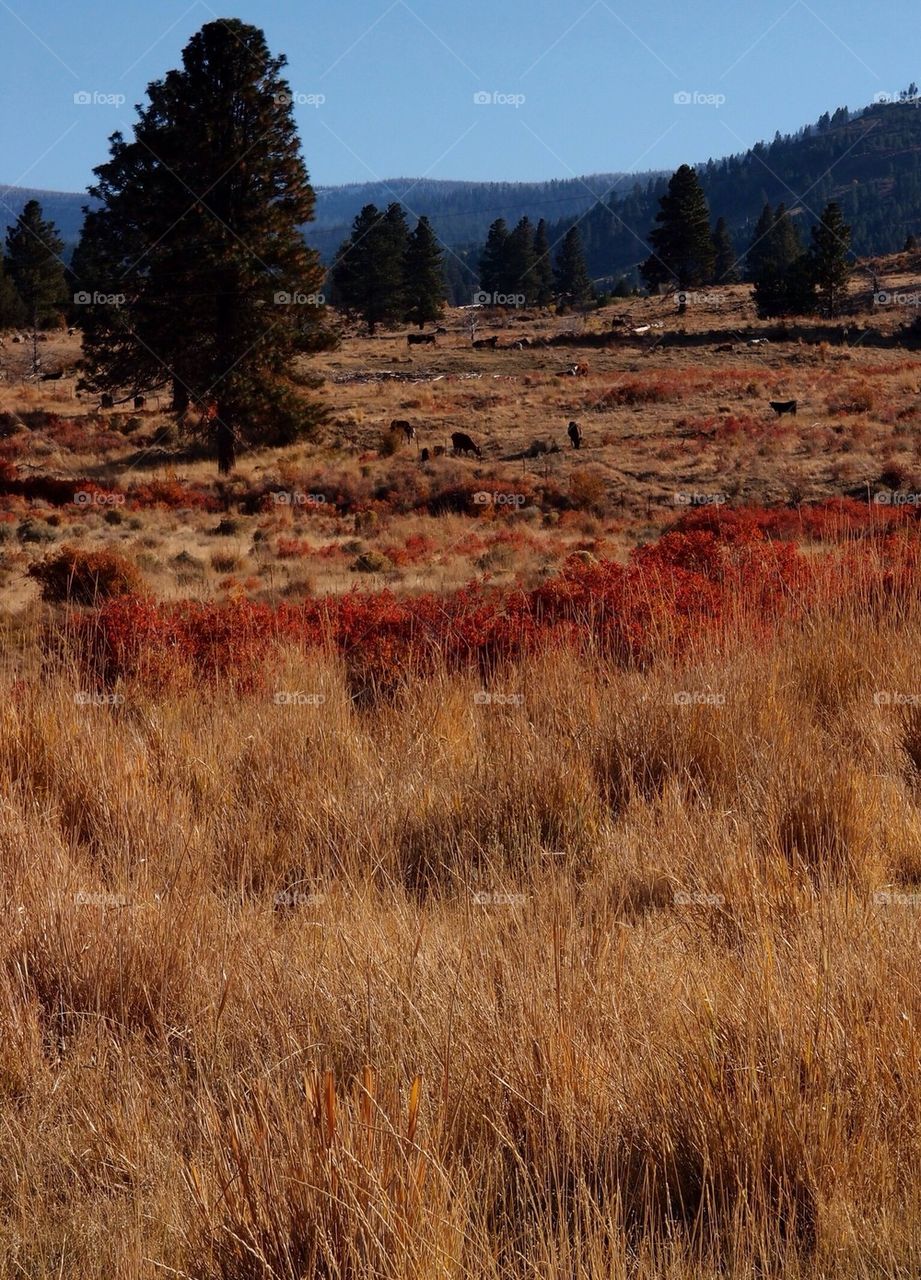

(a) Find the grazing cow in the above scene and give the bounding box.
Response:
[515,337,532,349]
[564,362,589,376]
[769,399,797,416]
[567,420,582,450]
[435,326,448,335]
[716,343,734,353]
[40,369,64,381]
[420,447,430,462]
[451,430,482,458]
[101,393,114,409]
[390,418,415,442]
[473,336,499,349]
[407,332,436,346]
[134,395,146,410]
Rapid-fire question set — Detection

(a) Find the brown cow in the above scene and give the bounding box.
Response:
[451,431,482,458]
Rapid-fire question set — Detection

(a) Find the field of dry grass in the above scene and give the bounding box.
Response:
[2,594,921,1277]
[2,263,921,1276]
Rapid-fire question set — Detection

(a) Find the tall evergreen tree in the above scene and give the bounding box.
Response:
[532,219,556,307]
[478,219,509,301]
[711,216,739,284]
[0,258,26,329]
[748,204,812,316]
[403,216,445,327]
[808,201,852,316]
[554,226,592,309]
[75,20,328,473]
[504,216,538,303]
[4,200,67,338]
[332,203,408,334]
[641,165,715,291]
[744,203,777,284]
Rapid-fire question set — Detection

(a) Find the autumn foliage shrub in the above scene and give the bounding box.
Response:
[29,544,144,605]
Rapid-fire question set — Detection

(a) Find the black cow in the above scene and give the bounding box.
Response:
[101,393,114,409]
[134,395,146,410]
[473,336,499,349]
[567,420,582,450]
[408,332,437,346]
[769,399,797,416]
[40,369,65,382]
[390,419,415,442]
[451,431,482,458]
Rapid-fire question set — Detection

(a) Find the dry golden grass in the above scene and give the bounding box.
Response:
[1,593,920,1276]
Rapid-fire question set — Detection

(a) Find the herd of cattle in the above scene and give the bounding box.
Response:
[388,418,584,459]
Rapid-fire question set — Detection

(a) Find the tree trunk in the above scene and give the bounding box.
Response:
[216,409,235,475]
[171,379,190,414]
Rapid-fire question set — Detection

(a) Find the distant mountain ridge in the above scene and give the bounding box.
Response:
[5,98,921,290]
[0,172,653,261]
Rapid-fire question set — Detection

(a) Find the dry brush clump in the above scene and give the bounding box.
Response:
[1,575,921,1275]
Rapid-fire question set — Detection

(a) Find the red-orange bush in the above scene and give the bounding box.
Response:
[28,544,144,605]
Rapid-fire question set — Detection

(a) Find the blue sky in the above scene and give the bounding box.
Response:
[0,0,918,192]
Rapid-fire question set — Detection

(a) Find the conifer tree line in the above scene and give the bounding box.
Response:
[478,216,593,309]
[330,205,447,334]
[640,163,854,317]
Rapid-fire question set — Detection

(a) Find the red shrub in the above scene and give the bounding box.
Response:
[28,545,144,605]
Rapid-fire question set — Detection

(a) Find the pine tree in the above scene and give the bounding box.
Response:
[711,216,739,284]
[75,20,328,473]
[478,219,509,301]
[532,219,556,307]
[403,216,445,327]
[332,203,408,334]
[744,203,776,283]
[4,200,67,358]
[554,226,592,310]
[641,165,715,291]
[748,205,813,316]
[504,217,538,304]
[808,201,852,316]
[0,258,26,329]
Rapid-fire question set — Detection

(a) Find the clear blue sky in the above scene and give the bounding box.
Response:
[0,0,918,192]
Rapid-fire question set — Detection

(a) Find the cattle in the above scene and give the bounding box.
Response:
[716,343,735,353]
[567,420,582,450]
[451,431,482,458]
[473,336,499,349]
[134,395,146,410]
[407,332,437,346]
[769,399,797,416]
[515,337,532,349]
[40,369,65,382]
[390,418,415,442]
[101,393,114,409]
[435,326,448,335]
[433,445,446,457]
[561,362,589,377]
[420,447,430,462]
